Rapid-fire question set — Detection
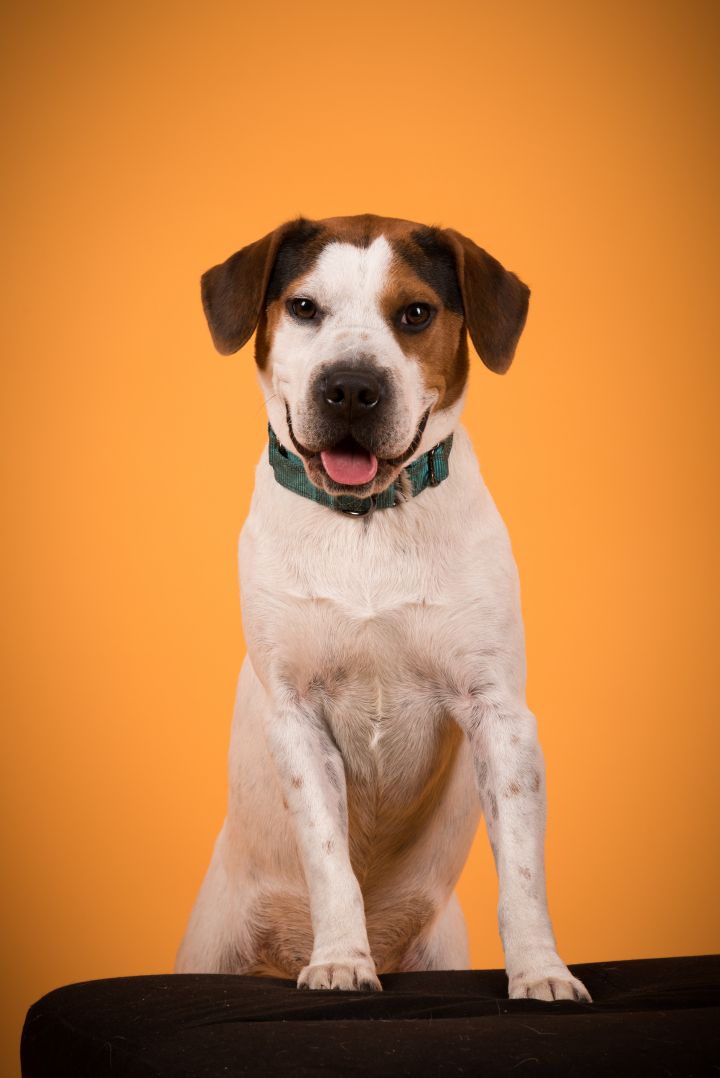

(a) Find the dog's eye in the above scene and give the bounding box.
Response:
[401,303,433,328]
[290,298,318,321]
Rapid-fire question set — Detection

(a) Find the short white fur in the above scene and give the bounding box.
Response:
[176,227,591,1002]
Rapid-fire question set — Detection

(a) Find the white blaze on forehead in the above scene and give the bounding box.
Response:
[263,231,443,460]
[296,236,394,323]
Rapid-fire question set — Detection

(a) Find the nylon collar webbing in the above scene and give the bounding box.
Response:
[267,423,454,516]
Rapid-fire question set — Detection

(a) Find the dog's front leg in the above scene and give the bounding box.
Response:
[264,694,381,992]
[457,699,591,1002]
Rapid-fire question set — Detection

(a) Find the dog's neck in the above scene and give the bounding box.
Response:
[267,424,454,517]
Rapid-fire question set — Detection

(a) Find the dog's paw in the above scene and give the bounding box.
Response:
[508,966,592,1002]
[297,960,382,992]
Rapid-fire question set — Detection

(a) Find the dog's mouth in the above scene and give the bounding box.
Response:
[319,436,379,486]
[285,406,432,491]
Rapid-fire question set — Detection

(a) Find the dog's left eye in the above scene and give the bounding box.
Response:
[401,303,433,328]
[290,298,318,320]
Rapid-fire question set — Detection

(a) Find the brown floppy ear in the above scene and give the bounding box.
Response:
[201,228,283,355]
[201,218,318,355]
[442,228,530,374]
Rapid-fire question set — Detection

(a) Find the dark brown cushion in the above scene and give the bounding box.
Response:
[21,956,720,1076]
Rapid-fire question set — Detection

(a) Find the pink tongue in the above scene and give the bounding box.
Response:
[321,442,378,485]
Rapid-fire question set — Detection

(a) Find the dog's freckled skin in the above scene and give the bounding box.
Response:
[176,213,591,1005]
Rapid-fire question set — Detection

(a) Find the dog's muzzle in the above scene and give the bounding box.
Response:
[284,358,435,498]
[314,366,385,484]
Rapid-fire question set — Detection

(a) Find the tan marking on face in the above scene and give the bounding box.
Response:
[380,254,468,412]
[255,301,285,370]
[254,214,469,414]
[257,258,323,372]
[322,216,469,413]
[255,215,392,370]
[254,222,332,370]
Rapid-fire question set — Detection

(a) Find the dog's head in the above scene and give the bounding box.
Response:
[201,214,529,496]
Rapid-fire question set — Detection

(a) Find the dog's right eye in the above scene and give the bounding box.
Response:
[290,298,318,321]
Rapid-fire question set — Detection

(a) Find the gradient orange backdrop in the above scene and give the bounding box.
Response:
[3,1,719,1073]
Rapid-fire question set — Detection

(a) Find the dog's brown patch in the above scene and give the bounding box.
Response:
[380,252,468,412]
[203,213,529,385]
[255,219,330,369]
[255,214,399,370]
[257,214,470,410]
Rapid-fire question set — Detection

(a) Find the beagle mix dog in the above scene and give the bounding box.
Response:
[176,214,591,1002]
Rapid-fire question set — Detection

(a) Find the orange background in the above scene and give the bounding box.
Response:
[3,1,719,1073]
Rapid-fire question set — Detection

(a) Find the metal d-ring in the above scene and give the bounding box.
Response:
[341,494,376,516]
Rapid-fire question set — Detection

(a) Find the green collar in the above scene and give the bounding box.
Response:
[268,423,454,516]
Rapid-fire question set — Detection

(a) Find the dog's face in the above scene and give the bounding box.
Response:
[201,214,530,497]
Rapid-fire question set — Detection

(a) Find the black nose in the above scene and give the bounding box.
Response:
[320,368,383,420]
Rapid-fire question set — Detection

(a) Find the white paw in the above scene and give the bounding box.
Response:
[297,958,382,992]
[509,965,592,1002]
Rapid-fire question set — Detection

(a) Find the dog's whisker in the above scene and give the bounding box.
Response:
[255,392,278,417]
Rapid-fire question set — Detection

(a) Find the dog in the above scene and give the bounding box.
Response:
[175,214,591,1002]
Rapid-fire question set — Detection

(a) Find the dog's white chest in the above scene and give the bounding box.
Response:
[237,429,520,801]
